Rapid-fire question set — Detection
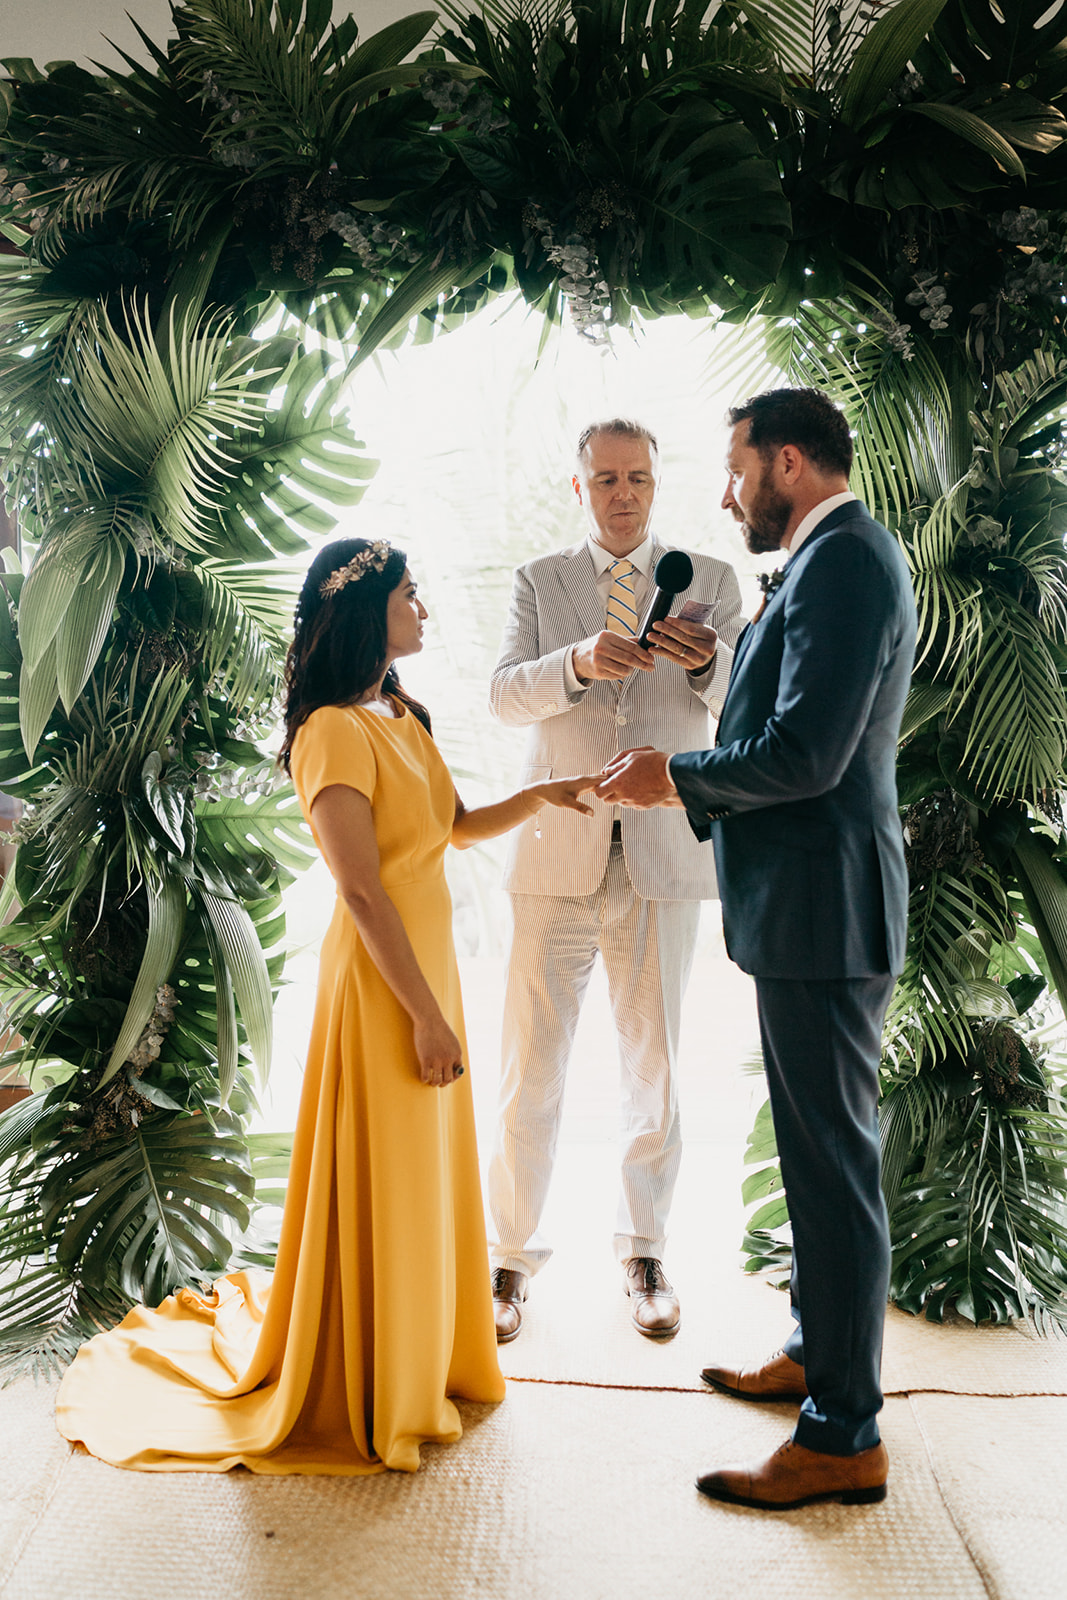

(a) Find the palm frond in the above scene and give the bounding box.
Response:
[890,1097,1067,1330]
[726,0,877,88]
[904,492,986,674]
[52,303,282,552]
[879,1067,955,1214]
[189,560,293,710]
[172,0,439,172]
[887,861,1013,1066]
[1011,826,1067,1016]
[956,596,1067,802]
[899,679,954,742]
[763,290,958,520]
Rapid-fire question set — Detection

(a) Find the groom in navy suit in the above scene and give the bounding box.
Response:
[599,388,917,1510]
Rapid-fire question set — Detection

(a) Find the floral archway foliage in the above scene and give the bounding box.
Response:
[0,0,1067,1369]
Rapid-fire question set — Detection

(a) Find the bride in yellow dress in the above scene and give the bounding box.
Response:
[55,537,596,1475]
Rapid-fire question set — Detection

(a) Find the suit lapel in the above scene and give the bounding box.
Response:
[556,543,606,641]
[720,516,854,727]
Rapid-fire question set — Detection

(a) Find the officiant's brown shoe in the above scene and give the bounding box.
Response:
[700,1348,808,1401]
[623,1257,680,1337]
[491,1268,527,1344]
[696,1438,888,1510]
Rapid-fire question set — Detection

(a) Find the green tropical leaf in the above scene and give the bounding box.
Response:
[635,105,790,302]
[245,1128,294,1209]
[903,103,1026,179]
[142,752,188,855]
[197,883,274,1087]
[0,1264,129,1384]
[900,681,954,742]
[347,256,495,372]
[760,290,959,520]
[195,786,315,893]
[957,598,1067,801]
[186,561,291,712]
[343,12,440,79]
[890,1097,1067,1330]
[57,303,282,551]
[840,0,951,128]
[1011,828,1067,1015]
[37,1108,255,1306]
[205,925,240,1107]
[18,636,60,761]
[213,347,378,560]
[55,536,127,710]
[98,875,186,1090]
[17,534,90,675]
[747,1194,790,1231]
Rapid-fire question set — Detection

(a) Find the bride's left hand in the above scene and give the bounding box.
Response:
[525,775,600,815]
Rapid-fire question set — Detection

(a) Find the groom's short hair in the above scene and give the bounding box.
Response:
[728,389,853,478]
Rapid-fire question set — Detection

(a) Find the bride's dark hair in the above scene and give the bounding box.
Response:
[279,538,431,772]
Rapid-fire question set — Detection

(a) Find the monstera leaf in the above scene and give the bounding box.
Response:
[890,1096,1067,1328]
[631,101,791,307]
[211,346,378,559]
[0,1092,257,1379]
[38,1107,255,1306]
[195,786,315,894]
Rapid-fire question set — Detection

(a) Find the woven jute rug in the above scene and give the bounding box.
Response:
[2,942,1062,1599]
[3,1388,987,1600]
[496,1140,1067,1400]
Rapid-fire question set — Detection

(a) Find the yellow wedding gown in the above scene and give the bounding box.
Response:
[56,702,505,1473]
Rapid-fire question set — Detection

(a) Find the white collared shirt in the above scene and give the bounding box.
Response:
[786,491,857,560]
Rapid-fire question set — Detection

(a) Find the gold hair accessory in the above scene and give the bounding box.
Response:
[319,541,391,597]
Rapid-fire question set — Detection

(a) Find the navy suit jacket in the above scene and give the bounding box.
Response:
[671,502,917,981]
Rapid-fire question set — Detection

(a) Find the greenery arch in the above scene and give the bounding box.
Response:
[1,0,1067,1371]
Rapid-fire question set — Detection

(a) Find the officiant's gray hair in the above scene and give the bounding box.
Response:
[576,418,659,466]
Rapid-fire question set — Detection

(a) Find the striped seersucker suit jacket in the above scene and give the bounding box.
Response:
[490,538,745,900]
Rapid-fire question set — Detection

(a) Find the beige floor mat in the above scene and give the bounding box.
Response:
[0,1378,68,1594]
[910,1394,1067,1600]
[3,1390,985,1600]
[497,1141,1067,1399]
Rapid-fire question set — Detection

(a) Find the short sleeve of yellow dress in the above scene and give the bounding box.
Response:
[55,702,503,1476]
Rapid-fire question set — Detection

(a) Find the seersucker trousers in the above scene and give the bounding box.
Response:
[488,845,700,1274]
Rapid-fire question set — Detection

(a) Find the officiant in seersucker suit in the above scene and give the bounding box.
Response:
[600,389,917,1511]
[486,418,744,1345]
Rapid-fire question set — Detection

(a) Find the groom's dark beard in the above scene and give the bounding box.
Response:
[740,474,792,554]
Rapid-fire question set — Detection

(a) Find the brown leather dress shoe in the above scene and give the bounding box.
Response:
[700,1348,809,1401]
[623,1257,680,1337]
[696,1438,888,1510]
[491,1267,528,1344]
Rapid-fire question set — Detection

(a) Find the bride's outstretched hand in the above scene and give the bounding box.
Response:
[526,775,601,816]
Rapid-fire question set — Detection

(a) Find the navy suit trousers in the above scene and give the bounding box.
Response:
[755,973,895,1456]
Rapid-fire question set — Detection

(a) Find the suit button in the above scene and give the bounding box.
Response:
[616,714,627,726]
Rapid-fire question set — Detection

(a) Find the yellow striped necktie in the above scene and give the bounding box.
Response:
[605,559,638,635]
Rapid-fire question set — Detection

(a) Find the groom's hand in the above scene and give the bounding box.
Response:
[597,748,682,809]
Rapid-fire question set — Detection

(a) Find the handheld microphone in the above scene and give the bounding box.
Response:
[636,551,694,647]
